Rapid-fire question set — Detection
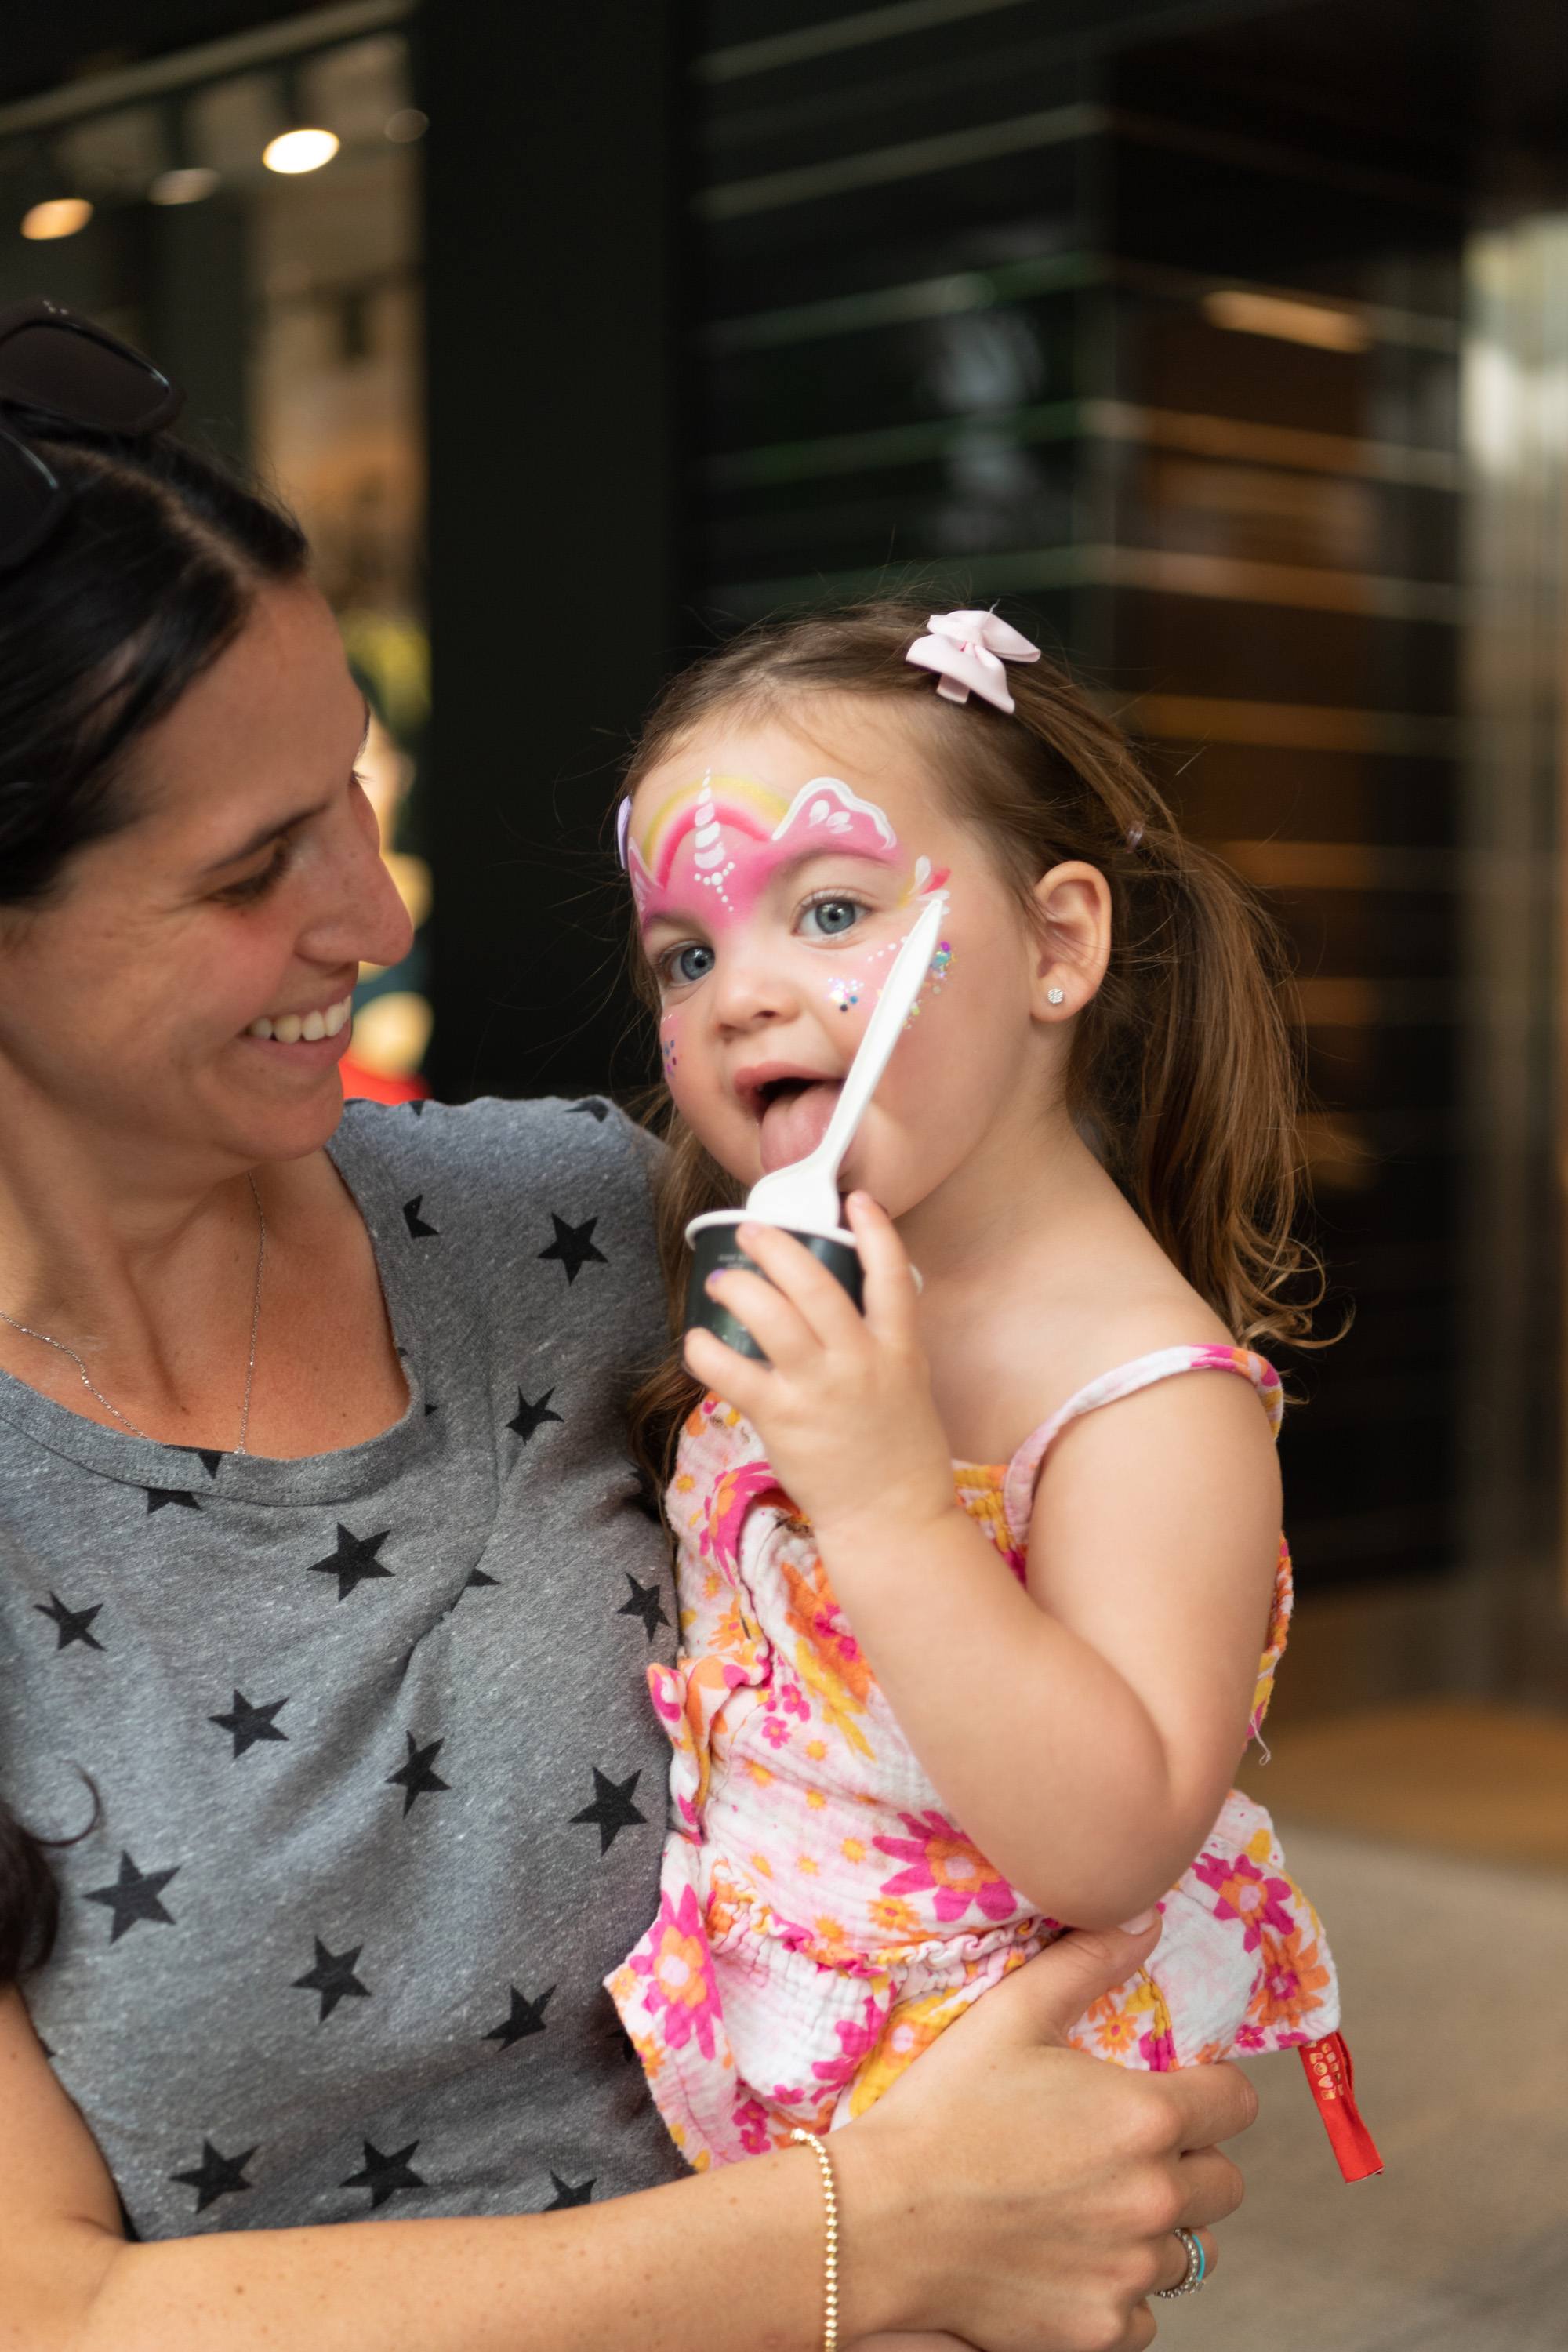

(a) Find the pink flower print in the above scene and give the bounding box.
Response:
[1138,2024,1177,2071]
[647,1664,684,1727]
[1233,2021,1268,2052]
[761,1715,792,1749]
[626,1882,723,2062]
[1192,1849,1297,1952]
[779,1682,810,1721]
[873,1809,1016,1926]
[734,2096,775,2156]
[812,1996,887,2090]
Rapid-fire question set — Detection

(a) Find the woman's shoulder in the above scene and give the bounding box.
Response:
[331,1091,666,1219]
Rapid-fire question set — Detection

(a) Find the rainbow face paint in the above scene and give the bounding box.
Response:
[630,771,946,933]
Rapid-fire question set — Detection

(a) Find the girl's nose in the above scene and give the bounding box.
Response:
[709,942,801,1034]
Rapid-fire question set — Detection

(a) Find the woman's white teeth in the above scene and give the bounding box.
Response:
[247,993,353,1044]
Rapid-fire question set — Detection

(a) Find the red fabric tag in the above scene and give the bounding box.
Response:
[1299,2032,1383,2182]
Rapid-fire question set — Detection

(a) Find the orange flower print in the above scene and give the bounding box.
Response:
[869,1893,921,1942]
[1247,1923,1331,2041]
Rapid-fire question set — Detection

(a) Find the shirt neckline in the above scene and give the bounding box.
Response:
[0,1107,433,1508]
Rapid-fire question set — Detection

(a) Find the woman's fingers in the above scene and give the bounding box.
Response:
[1174,2142,1245,2230]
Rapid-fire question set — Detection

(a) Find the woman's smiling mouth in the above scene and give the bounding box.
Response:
[244,989,354,1045]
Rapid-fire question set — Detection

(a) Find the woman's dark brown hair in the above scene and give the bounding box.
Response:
[623,598,1322,1488]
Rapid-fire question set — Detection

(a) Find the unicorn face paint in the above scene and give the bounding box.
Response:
[628,771,945,933]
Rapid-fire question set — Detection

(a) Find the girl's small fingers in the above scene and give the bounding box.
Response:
[734,1221,867,1350]
[702,1262,819,1372]
[844,1192,920,1342]
[682,1322,769,1415]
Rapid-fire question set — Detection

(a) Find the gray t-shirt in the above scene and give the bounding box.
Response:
[0,1094,688,2237]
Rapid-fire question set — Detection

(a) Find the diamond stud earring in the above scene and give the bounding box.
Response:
[1047,986,1065,1005]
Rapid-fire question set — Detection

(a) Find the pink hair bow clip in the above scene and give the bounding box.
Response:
[906,608,1040,713]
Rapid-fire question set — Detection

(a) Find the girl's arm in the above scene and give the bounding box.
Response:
[690,1200,1279,1929]
[0,1924,1252,2352]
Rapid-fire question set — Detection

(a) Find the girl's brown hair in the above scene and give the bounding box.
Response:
[623,599,1322,1486]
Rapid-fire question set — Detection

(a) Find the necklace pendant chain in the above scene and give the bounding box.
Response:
[0,1172,267,1458]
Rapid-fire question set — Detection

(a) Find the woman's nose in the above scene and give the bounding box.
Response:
[298,798,416,974]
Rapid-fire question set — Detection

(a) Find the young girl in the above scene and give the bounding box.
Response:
[606,604,1379,2240]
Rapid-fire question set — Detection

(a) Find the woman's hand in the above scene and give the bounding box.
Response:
[684,1192,955,1545]
[835,1917,1253,2351]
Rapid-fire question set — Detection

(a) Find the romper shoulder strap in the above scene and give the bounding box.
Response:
[1000,1345,1283,1552]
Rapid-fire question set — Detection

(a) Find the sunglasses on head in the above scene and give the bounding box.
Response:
[0,298,185,573]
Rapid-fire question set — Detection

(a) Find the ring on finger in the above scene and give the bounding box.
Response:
[1153,2226,1207,2299]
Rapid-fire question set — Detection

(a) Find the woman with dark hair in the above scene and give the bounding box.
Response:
[0,302,1253,2352]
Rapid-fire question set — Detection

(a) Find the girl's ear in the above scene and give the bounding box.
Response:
[1029,858,1112,1022]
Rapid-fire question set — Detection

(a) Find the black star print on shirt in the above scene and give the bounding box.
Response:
[144,1486,201,1514]
[402,1195,439,1240]
[538,1213,607,1285]
[177,1447,225,1480]
[85,1852,180,1943]
[405,1099,427,1117]
[341,2139,425,2209]
[292,1937,370,2020]
[508,1387,563,1444]
[544,2171,596,2208]
[34,1592,104,1651]
[617,1574,669,1641]
[170,2138,257,2212]
[209,1691,289,1759]
[570,1766,645,1853]
[307,1523,394,1601]
[566,1098,609,1122]
[387,1732,450,1815]
[484,1982,555,2048]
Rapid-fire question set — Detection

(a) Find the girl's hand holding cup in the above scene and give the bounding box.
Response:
[684,1190,957,1553]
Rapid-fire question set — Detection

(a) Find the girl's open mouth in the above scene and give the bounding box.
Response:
[749,1074,843,1173]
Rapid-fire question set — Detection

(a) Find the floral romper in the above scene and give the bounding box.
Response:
[609,1346,1379,2179]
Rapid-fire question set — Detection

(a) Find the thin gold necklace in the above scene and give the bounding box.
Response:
[0,1172,267,1457]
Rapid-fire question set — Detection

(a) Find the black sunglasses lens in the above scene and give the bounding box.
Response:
[0,318,179,434]
[0,430,64,569]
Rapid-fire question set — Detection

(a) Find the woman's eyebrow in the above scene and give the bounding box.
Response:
[199,699,372,876]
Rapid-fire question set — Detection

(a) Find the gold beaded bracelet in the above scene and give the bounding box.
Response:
[790,2127,840,2352]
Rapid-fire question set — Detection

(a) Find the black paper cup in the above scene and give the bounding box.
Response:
[684,1210,864,1363]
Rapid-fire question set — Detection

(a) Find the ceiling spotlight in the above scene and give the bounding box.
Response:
[21,197,93,241]
[262,127,339,176]
[1201,289,1368,353]
[385,109,428,143]
[149,166,220,207]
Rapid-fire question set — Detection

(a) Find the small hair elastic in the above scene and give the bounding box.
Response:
[906,608,1040,714]
[1126,822,1145,851]
[615,797,632,870]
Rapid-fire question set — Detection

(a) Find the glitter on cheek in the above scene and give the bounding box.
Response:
[662,1036,679,1073]
[827,977,862,1013]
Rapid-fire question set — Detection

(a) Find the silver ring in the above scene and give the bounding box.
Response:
[1153,2225,1207,2299]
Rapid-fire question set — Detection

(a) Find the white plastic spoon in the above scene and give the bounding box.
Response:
[741,891,949,1236]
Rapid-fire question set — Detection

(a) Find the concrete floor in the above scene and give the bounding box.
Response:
[1154,1820,1568,2350]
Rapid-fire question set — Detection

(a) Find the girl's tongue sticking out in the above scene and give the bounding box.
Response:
[757,1076,842,1173]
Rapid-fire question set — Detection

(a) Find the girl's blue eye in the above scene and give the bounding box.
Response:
[801,896,863,939]
[668,942,715,985]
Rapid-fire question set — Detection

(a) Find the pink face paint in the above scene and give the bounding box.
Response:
[630,771,941,934]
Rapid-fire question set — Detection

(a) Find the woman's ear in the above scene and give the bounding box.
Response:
[1028,859,1112,1023]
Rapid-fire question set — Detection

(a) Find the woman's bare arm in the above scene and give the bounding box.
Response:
[0,1922,1251,2352]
